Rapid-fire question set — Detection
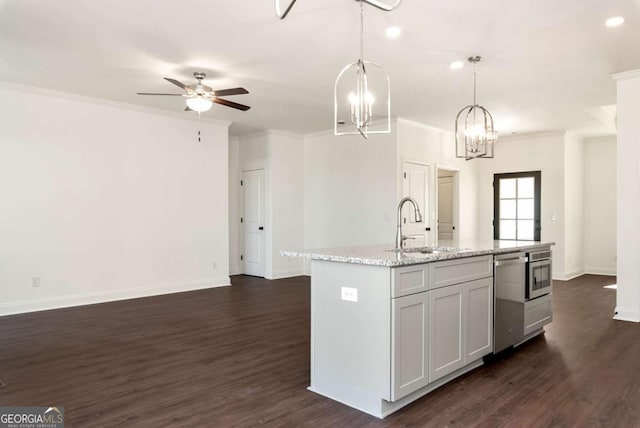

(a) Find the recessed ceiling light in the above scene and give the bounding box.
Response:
[450,61,464,70]
[385,26,402,38]
[606,16,624,27]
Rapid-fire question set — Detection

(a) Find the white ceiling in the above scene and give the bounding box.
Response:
[1,0,639,137]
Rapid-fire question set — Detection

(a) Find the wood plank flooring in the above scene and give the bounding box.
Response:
[1,274,637,427]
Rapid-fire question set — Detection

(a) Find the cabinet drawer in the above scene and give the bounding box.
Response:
[524,294,553,335]
[392,265,429,298]
[429,255,493,289]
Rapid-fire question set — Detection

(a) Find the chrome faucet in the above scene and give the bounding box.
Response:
[396,197,423,249]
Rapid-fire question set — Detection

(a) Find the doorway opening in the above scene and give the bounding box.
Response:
[436,167,459,242]
[402,161,431,246]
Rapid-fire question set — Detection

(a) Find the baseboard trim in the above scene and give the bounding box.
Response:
[0,277,231,317]
[614,306,640,323]
[584,266,617,276]
[267,270,306,280]
[554,269,585,281]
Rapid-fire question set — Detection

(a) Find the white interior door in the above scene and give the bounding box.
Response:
[242,169,265,277]
[436,168,458,241]
[438,175,454,241]
[402,161,430,246]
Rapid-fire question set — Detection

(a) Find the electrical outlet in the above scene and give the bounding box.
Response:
[32,276,41,287]
[341,287,358,303]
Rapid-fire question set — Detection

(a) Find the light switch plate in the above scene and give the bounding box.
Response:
[341,287,358,302]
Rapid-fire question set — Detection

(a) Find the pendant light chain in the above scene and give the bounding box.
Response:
[359,0,365,63]
[473,61,477,106]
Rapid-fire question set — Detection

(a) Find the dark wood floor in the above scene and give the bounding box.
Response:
[1,274,637,427]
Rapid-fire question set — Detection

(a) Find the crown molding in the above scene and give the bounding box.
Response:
[396,117,452,135]
[612,69,640,82]
[240,128,304,141]
[0,80,232,128]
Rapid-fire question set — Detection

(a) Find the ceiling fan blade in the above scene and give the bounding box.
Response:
[213,98,251,111]
[164,77,190,91]
[137,92,184,96]
[212,87,249,97]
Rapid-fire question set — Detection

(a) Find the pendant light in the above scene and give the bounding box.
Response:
[455,56,497,160]
[334,0,391,139]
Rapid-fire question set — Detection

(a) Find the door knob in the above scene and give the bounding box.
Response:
[259,227,264,230]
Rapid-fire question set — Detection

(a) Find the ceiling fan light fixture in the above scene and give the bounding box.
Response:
[186,96,213,113]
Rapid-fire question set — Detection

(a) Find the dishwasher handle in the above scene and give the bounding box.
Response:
[495,256,528,267]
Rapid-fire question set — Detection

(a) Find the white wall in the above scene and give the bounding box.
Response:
[473,132,567,279]
[228,135,242,275]
[583,136,616,275]
[0,84,231,315]
[563,132,585,279]
[396,119,478,242]
[303,128,398,250]
[613,69,640,322]
[237,133,269,275]
[232,131,304,279]
[268,132,305,278]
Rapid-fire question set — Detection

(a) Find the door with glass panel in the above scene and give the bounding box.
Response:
[493,171,541,241]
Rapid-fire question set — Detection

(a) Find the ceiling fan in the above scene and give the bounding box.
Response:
[137,72,251,113]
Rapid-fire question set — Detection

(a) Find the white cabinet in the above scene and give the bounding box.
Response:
[391,292,429,401]
[429,283,464,382]
[429,255,493,289]
[392,264,429,298]
[466,277,493,361]
[390,256,494,399]
[429,277,493,383]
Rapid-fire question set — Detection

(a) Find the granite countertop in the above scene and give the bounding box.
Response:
[281,240,555,267]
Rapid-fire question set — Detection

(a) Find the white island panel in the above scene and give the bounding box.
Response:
[309,261,392,413]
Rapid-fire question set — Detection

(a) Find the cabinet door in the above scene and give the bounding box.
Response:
[465,277,494,362]
[429,283,465,383]
[391,292,429,401]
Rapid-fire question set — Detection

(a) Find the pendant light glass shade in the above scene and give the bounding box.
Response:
[186,96,213,113]
[334,1,391,139]
[455,56,497,160]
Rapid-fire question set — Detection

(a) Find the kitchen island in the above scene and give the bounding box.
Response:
[282,240,554,418]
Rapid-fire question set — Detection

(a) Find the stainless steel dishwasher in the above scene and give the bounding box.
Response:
[494,252,528,353]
